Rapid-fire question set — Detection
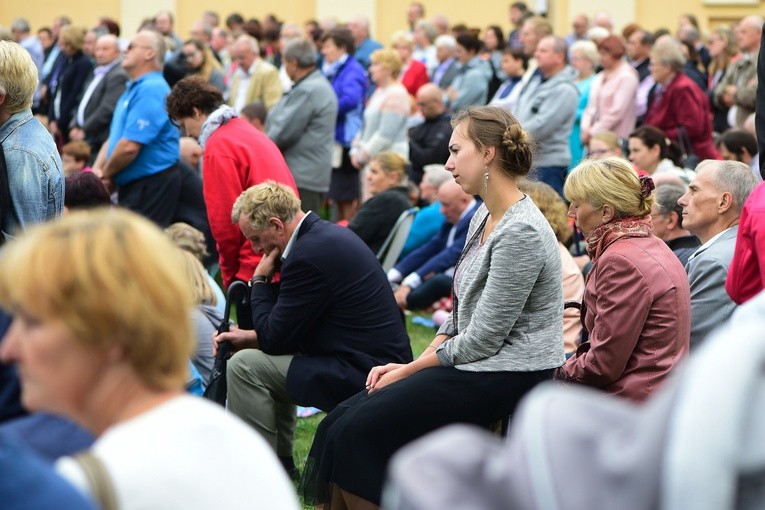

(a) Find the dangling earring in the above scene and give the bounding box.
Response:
[483,165,489,195]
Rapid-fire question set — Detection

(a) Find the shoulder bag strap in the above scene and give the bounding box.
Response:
[73,451,119,510]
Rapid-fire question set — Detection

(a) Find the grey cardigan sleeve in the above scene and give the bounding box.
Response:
[436,221,548,367]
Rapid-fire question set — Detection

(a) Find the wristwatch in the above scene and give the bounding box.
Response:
[249,274,270,285]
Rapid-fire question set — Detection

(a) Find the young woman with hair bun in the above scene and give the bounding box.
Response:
[301,105,565,509]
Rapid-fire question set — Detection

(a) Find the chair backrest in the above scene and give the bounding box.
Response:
[377,207,418,273]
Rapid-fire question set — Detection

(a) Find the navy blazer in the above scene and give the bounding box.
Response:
[395,200,481,280]
[250,212,413,411]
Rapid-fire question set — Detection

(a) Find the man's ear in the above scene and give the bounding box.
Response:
[719,191,733,214]
[269,217,284,232]
[667,210,681,230]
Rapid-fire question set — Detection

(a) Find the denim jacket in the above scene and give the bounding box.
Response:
[0,110,64,238]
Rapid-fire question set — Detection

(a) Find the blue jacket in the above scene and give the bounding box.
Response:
[0,438,95,510]
[395,200,481,279]
[0,110,64,238]
[324,56,367,147]
[250,212,413,411]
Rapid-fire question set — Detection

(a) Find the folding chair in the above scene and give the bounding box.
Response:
[377,207,418,273]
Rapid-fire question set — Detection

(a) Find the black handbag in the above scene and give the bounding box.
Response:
[202,281,250,406]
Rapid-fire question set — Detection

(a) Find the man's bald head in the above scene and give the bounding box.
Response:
[416,83,446,119]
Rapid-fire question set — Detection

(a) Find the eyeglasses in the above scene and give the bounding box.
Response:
[127,43,153,51]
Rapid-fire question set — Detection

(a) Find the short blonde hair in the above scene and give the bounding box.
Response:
[59,25,87,51]
[570,40,599,67]
[518,179,571,243]
[0,41,39,113]
[391,30,414,49]
[177,249,216,306]
[231,181,301,231]
[564,156,653,218]
[0,209,194,391]
[372,151,407,184]
[370,49,402,78]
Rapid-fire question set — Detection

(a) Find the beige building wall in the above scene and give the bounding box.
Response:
[1,0,763,42]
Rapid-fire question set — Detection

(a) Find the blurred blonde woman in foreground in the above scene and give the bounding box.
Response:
[0,209,298,510]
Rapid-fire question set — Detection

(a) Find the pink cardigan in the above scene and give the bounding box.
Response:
[581,61,639,139]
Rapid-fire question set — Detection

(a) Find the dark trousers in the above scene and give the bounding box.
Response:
[118,164,181,227]
[532,166,567,198]
[406,274,453,310]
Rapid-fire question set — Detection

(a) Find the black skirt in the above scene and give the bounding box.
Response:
[327,147,361,202]
[301,365,554,506]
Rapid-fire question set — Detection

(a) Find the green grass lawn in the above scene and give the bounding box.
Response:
[292,312,437,507]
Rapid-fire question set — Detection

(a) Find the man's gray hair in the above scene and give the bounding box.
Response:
[11,18,31,34]
[654,184,687,226]
[142,29,166,67]
[423,165,453,188]
[698,159,759,213]
[434,34,456,51]
[283,39,317,68]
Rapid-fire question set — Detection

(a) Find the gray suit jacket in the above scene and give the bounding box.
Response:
[71,61,129,152]
[686,226,738,348]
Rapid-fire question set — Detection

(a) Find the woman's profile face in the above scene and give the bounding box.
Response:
[366,160,398,196]
[183,44,204,70]
[628,137,660,172]
[567,199,605,236]
[445,124,483,195]
[0,309,106,416]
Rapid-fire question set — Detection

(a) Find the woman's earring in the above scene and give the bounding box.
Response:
[483,165,489,194]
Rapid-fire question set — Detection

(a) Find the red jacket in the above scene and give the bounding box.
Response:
[644,72,720,161]
[400,60,429,97]
[203,118,297,288]
[726,181,765,304]
[559,235,691,402]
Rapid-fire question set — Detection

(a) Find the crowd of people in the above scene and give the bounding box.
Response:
[1,1,765,509]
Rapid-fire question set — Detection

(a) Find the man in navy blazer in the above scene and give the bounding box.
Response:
[388,179,480,310]
[215,181,412,476]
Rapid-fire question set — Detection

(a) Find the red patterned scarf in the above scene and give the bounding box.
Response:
[586,216,653,261]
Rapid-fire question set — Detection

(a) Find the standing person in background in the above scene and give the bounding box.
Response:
[707,26,737,135]
[348,15,382,70]
[350,49,410,188]
[446,33,492,112]
[48,25,93,146]
[431,35,459,89]
[392,31,429,97]
[227,34,282,112]
[626,29,655,125]
[514,36,578,196]
[645,37,720,162]
[69,34,128,158]
[267,40,338,214]
[507,1,530,49]
[92,30,182,225]
[322,27,368,223]
[181,38,226,92]
[165,76,297,290]
[488,47,528,111]
[409,83,452,185]
[714,16,762,129]
[568,40,598,165]
[580,35,639,146]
